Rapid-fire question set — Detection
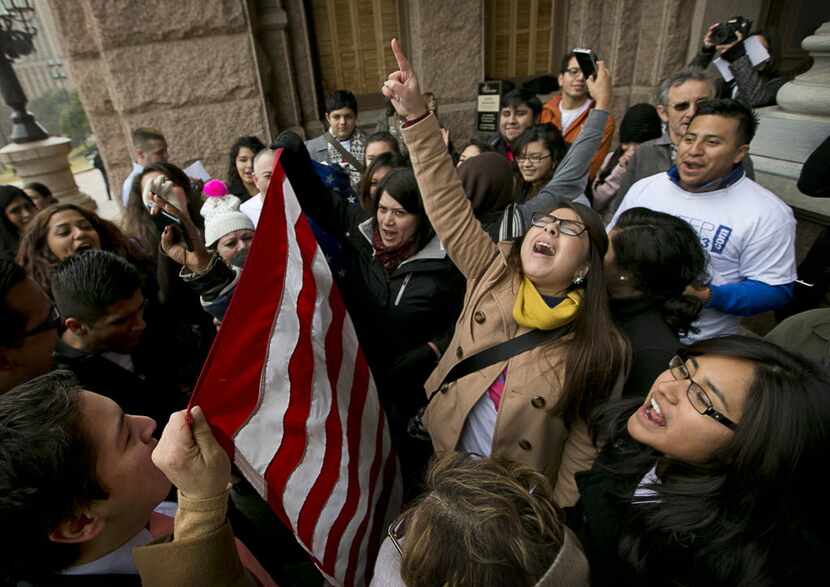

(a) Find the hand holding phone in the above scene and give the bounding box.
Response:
[573,48,598,80]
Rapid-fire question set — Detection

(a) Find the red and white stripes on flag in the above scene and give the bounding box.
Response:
[190,149,402,586]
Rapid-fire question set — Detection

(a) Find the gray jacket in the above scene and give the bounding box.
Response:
[612,133,755,215]
[496,109,606,240]
[304,133,331,164]
[369,525,590,587]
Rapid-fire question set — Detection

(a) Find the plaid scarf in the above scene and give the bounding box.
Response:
[327,128,367,188]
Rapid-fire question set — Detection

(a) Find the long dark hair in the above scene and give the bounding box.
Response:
[595,336,830,586]
[359,151,407,210]
[0,185,33,257]
[611,207,707,336]
[510,201,628,425]
[371,167,435,251]
[123,162,204,256]
[16,203,149,296]
[226,135,265,199]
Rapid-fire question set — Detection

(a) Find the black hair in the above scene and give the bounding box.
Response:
[500,89,543,119]
[325,90,358,115]
[359,151,409,209]
[0,185,34,255]
[0,258,27,347]
[0,370,107,582]
[593,335,830,586]
[512,124,568,168]
[23,181,53,200]
[460,138,495,156]
[226,135,266,198]
[612,208,707,336]
[371,167,435,251]
[691,98,759,145]
[365,131,401,156]
[51,250,142,325]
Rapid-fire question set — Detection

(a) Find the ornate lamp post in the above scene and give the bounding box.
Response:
[0,0,94,208]
[0,0,49,142]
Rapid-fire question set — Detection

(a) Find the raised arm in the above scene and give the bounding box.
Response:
[384,39,500,279]
[514,62,613,225]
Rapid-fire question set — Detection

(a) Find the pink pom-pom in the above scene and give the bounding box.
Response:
[203,179,229,198]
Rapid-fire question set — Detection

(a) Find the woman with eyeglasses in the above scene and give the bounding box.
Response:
[573,335,830,586]
[513,124,568,202]
[382,40,628,506]
[371,452,590,587]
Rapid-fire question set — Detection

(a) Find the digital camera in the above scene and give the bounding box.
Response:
[710,16,753,45]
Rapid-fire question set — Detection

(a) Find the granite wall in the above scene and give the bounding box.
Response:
[46,0,269,202]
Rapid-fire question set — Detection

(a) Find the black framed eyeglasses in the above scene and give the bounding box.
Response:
[669,353,738,431]
[515,154,551,164]
[530,212,587,237]
[23,305,62,338]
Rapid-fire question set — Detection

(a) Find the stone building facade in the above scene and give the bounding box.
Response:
[45,0,828,224]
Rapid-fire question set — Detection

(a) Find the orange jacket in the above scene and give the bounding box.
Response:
[539,95,615,178]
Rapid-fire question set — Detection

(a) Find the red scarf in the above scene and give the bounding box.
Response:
[371,227,418,272]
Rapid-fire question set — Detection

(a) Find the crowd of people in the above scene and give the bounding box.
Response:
[1,22,829,587]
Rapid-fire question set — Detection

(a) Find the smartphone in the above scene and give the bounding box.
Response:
[573,48,598,79]
[151,208,193,250]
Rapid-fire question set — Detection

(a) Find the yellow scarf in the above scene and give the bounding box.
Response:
[512,277,582,330]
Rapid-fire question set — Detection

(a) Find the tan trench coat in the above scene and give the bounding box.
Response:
[402,114,621,507]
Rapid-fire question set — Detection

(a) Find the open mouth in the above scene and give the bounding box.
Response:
[532,241,555,256]
[74,242,94,253]
[681,160,704,172]
[643,397,666,427]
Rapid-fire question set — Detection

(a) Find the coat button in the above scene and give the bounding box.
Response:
[440,383,449,394]
[531,396,546,409]
[473,310,486,324]
[455,346,463,359]
[519,439,532,451]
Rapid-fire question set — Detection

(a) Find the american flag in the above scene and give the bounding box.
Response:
[189,149,402,586]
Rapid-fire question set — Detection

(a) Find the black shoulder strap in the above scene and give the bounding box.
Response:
[322,131,365,173]
[441,325,570,387]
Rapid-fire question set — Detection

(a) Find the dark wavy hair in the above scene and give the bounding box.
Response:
[509,201,628,425]
[16,203,149,296]
[226,135,265,199]
[123,161,204,256]
[0,370,108,582]
[359,151,408,209]
[611,207,707,336]
[370,167,435,252]
[592,335,830,586]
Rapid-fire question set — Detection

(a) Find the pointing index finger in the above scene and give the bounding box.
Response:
[391,38,411,73]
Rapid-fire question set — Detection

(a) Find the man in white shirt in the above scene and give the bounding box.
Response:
[608,99,796,340]
[240,148,276,227]
[609,98,796,341]
[121,128,169,206]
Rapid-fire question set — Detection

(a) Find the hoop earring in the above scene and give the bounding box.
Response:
[573,275,584,286]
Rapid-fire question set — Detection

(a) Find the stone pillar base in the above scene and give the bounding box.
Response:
[0,136,97,210]
[750,106,830,223]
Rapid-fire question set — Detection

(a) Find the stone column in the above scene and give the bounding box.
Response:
[406,0,484,146]
[0,136,94,207]
[750,21,830,223]
[47,0,270,209]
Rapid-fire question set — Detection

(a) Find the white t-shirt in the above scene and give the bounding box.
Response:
[608,172,797,341]
[240,192,263,227]
[560,100,592,134]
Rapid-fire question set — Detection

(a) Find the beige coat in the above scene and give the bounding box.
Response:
[402,114,614,507]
